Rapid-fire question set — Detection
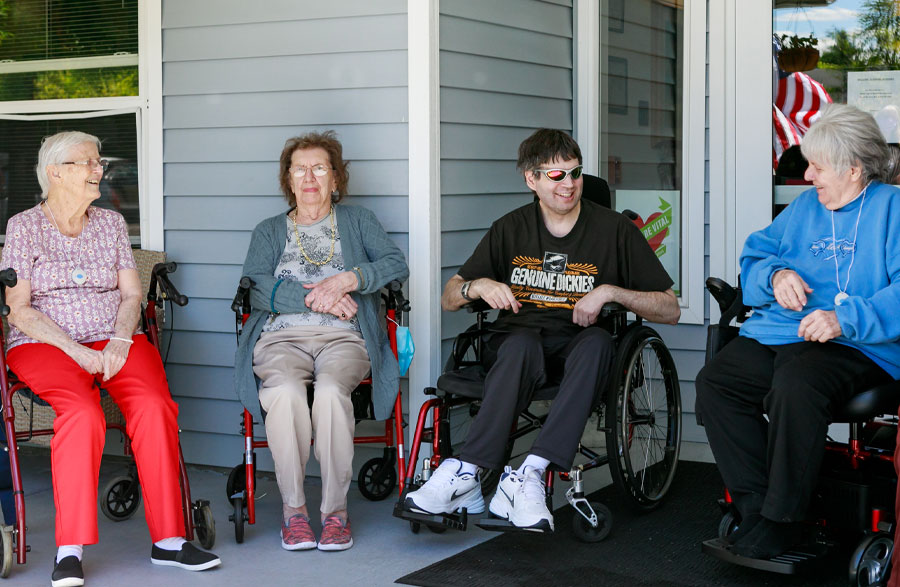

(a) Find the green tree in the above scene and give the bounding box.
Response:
[0,0,12,45]
[858,0,900,67]
[820,28,868,68]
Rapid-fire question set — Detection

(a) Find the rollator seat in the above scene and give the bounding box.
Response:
[833,380,900,423]
[435,367,560,401]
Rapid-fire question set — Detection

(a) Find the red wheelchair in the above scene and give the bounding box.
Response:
[700,277,900,585]
[226,277,410,543]
[0,253,215,579]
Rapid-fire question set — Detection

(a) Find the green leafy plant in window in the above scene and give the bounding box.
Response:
[778,33,820,72]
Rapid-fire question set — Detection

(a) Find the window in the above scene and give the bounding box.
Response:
[0,0,159,245]
[772,0,900,214]
[580,0,705,323]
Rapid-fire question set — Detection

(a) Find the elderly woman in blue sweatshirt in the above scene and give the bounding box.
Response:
[235,131,408,552]
[696,104,899,559]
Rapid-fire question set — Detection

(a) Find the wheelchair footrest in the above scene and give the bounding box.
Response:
[392,501,469,531]
[701,537,831,575]
[475,517,553,534]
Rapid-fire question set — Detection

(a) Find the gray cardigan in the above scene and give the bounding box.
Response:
[234,204,409,422]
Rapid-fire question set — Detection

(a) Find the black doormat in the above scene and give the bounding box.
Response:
[396,461,851,587]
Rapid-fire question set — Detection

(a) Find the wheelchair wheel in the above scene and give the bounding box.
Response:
[849,533,893,586]
[571,502,612,543]
[194,502,216,550]
[101,475,142,521]
[231,496,245,544]
[0,525,12,578]
[357,457,397,501]
[717,511,740,541]
[605,326,681,512]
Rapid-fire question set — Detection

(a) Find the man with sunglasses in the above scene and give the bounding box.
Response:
[405,128,680,531]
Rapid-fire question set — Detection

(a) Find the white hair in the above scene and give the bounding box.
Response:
[35,131,102,198]
[800,103,890,183]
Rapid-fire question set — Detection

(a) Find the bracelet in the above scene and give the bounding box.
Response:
[353,267,365,290]
[110,337,133,345]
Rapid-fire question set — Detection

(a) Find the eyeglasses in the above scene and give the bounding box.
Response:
[534,165,583,183]
[62,158,109,171]
[291,164,332,178]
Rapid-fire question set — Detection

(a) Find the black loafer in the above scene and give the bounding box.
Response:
[52,555,84,587]
[150,542,221,571]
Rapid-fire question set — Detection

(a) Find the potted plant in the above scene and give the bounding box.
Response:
[778,34,820,73]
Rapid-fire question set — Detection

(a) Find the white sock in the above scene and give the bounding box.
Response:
[518,455,550,476]
[154,536,187,551]
[457,460,478,476]
[57,545,83,563]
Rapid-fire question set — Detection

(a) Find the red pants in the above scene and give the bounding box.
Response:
[8,336,182,545]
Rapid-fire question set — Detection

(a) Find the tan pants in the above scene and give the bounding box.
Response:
[253,326,370,514]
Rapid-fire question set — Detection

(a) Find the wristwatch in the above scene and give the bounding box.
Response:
[460,280,475,302]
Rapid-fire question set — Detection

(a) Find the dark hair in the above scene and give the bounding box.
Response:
[278,131,350,206]
[516,129,582,175]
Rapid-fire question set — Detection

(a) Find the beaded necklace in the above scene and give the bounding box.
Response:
[290,206,336,266]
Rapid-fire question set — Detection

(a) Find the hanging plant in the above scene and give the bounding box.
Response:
[778,34,820,73]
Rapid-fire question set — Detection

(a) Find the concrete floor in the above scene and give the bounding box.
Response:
[6,443,713,586]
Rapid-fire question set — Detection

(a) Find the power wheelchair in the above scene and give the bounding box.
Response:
[226,277,410,543]
[0,255,214,579]
[393,299,682,542]
[700,277,900,586]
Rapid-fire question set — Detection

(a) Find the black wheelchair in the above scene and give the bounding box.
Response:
[700,277,900,586]
[393,300,682,542]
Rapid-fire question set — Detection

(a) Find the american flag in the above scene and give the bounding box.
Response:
[773,72,832,169]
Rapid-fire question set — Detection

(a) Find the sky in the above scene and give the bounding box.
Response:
[774,0,866,50]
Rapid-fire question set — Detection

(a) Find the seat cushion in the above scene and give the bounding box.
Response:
[833,380,900,422]
[436,366,559,401]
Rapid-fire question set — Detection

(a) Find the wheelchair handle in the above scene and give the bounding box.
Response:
[151,262,189,306]
[387,280,410,313]
[232,277,253,314]
[0,267,17,289]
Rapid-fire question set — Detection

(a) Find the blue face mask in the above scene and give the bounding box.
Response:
[395,325,415,376]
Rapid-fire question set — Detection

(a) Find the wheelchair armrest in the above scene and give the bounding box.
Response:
[463,299,493,314]
[0,267,17,317]
[386,280,410,313]
[600,302,626,318]
[706,277,737,314]
[151,262,189,306]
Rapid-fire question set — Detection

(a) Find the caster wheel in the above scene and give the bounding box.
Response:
[357,457,397,501]
[231,496,245,544]
[717,511,740,541]
[100,475,142,521]
[427,524,447,534]
[0,525,13,578]
[572,502,612,543]
[849,533,893,586]
[409,521,421,534]
[194,502,216,550]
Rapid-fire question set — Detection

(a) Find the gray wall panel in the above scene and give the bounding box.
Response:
[163,0,404,29]
[164,51,407,96]
[441,16,571,67]
[163,15,405,61]
[441,52,571,99]
[164,124,408,162]
[441,88,572,129]
[164,88,408,129]
[441,0,572,37]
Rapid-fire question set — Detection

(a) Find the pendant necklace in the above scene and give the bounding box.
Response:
[829,184,867,306]
[45,201,89,285]
[290,207,336,266]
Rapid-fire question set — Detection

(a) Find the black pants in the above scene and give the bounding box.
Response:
[459,327,615,471]
[695,336,891,522]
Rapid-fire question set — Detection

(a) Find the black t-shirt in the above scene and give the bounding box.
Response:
[458,200,673,337]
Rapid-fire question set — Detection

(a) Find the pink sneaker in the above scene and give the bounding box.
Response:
[317,515,353,551]
[281,513,317,551]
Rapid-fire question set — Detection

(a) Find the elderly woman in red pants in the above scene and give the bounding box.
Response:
[1,131,220,587]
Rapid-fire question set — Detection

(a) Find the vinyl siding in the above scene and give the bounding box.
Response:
[438,0,574,359]
[161,0,408,468]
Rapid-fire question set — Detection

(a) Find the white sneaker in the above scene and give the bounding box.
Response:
[488,466,554,531]
[404,458,485,515]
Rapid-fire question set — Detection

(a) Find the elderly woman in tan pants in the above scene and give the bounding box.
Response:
[234,131,408,552]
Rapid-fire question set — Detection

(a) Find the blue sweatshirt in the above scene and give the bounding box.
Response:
[739,181,900,379]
